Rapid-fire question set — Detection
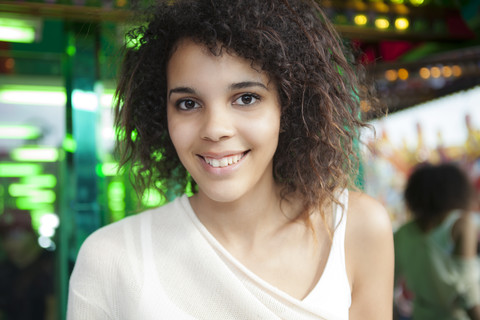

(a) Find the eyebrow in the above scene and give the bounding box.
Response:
[168,87,196,99]
[229,81,268,91]
[168,81,268,99]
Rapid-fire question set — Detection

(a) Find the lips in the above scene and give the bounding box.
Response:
[201,151,248,168]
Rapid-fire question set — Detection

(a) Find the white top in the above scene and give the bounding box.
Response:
[67,191,351,319]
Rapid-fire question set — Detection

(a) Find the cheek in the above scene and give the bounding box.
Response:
[167,112,185,152]
[243,111,281,148]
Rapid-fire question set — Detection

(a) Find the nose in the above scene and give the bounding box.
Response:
[200,105,235,142]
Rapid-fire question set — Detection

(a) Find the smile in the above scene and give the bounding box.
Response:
[202,152,247,168]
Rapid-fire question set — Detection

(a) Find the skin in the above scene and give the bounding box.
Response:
[167,38,394,318]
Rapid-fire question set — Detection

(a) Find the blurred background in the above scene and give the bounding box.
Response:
[0,0,479,319]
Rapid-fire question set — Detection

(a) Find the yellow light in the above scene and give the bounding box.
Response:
[430,67,441,78]
[354,14,368,26]
[419,67,430,79]
[395,17,409,30]
[375,18,390,29]
[442,66,452,77]
[385,69,398,81]
[398,68,409,80]
[452,65,462,77]
[409,0,425,6]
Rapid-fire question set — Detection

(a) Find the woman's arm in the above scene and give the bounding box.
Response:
[346,191,395,320]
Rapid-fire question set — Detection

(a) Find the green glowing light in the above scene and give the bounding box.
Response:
[66,45,76,56]
[97,162,124,177]
[125,31,143,50]
[11,147,59,162]
[108,181,126,221]
[0,25,35,43]
[0,16,40,43]
[26,190,55,203]
[142,188,165,207]
[0,85,113,108]
[0,125,40,139]
[21,174,57,188]
[31,190,56,203]
[16,197,54,211]
[0,85,66,106]
[108,181,125,198]
[62,134,77,153]
[9,183,33,197]
[0,163,42,177]
[185,181,194,197]
[12,189,56,203]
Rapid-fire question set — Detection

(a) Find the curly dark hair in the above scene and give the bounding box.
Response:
[115,0,376,219]
[405,162,474,232]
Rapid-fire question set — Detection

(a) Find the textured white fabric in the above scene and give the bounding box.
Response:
[67,191,351,320]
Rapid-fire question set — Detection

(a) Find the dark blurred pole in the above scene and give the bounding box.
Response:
[59,20,102,320]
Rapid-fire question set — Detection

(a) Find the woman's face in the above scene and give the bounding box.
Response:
[167,39,281,203]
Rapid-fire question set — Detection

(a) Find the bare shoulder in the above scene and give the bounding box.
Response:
[346,190,392,238]
[345,191,394,320]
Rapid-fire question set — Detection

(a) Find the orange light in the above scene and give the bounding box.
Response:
[430,66,441,78]
[452,65,462,77]
[442,66,452,77]
[5,58,14,70]
[360,100,371,112]
[419,67,430,79]
[398,68,409,80]
[385,69,398,81]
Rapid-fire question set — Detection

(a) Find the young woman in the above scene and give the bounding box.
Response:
[395,163,480,320]
[67,0,394,319]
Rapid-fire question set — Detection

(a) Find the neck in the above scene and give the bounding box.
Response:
[190,183,302,247]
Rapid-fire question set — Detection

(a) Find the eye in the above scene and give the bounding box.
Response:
[177,99,200,110]
[234,94,260,106]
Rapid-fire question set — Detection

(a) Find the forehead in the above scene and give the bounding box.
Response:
[166,38,271,86]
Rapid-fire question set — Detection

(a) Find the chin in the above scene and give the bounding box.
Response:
[198,187,245,204]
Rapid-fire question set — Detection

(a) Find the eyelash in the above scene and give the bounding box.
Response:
[233,93,261,106]
[175,93,261,111]
[176,99,200,110]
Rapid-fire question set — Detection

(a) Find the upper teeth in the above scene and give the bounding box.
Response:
[204,154,244,168]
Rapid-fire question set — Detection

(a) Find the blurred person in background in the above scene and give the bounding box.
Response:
[394,162,480,320]
[0,209,56,320]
